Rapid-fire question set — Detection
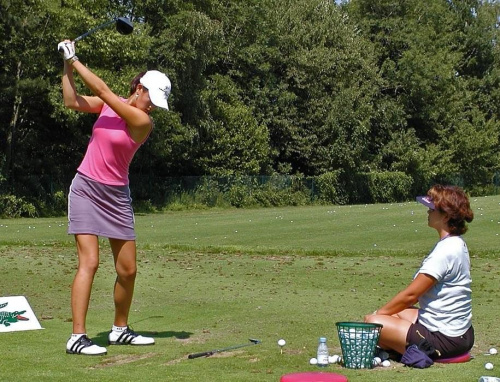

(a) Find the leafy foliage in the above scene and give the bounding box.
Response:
[1,0,500,215]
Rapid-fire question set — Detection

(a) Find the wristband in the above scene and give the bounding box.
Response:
[67,56,79,64]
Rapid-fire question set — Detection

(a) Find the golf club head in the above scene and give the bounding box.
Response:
[72,17,133,43]
[116,17,133,35]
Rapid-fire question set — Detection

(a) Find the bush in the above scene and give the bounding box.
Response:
[50,190,68,216]
[183,175,312,208]
[225,181,256,208]
[346,172,413,204]
[223,175,310,208]
[0,194,37,218]
[133,199,158,214]
[195,177,227,207]
[314,170,349,205]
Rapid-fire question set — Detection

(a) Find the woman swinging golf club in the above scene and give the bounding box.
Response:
[58,40,171,355]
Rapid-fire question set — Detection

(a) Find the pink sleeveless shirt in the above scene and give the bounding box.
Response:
[77,101,148,186]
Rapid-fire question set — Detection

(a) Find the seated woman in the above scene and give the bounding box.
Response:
[365,184,474,360]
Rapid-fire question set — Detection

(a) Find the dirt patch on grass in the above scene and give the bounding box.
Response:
[165,357,185,366]
[89,353,156,369]
[175,335,208,344]
[164,350,249,366]
[211,350,245,358]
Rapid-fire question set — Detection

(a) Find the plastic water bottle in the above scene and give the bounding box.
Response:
[317,337,329,367]
[479,378,500,382]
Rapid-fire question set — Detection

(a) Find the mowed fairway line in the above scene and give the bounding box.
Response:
[135,204,430,253]
[2,196,500,256]
[133,196,500,256]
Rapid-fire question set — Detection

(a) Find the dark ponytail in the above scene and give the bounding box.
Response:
[129,71,147,95]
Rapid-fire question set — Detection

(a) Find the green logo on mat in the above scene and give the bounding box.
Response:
[0,302,29,327]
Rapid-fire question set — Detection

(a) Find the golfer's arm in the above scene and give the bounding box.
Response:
[70,61,151,130]
[376,273,436,316]
[62,61,103,113]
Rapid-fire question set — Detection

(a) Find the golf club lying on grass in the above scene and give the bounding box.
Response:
[58,17,133,52]
[188,338,262,359]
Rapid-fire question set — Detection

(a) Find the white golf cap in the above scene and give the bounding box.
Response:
[140,70,171,110]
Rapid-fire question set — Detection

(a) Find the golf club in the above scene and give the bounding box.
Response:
[58,17,133,53]
[188,338,262,359]
[74,17,133,42]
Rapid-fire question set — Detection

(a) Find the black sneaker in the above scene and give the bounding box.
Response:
[374,346,390,361]
[66,335,107,355]
[374,346,402,361]
[108,326,155,346]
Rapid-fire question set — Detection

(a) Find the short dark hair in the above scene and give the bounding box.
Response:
[129,71,147,95]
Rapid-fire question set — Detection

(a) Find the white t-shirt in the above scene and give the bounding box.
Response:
[416,236,472,337]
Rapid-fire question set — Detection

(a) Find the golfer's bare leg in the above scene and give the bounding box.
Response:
[110,238,137,327]
[72,234,100,334]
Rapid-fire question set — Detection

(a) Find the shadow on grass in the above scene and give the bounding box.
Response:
[92,330,193,346]
[91,316,193,345]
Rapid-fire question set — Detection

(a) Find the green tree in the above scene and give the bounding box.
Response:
[3,0,500,214]
[1,0,64,193]
[197,74,270,175]
[347,0,500,189]
[134,0,227,175]
[214,0,386,175]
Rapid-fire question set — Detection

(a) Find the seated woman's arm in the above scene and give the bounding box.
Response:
[376,273,436,316]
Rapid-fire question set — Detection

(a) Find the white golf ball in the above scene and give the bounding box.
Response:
[485,362,494,370]
[278,339,286,347]
[328,354,340,364]
[382,359,391,367]
[489,348,498,355]
[310,357,318,365]
[373,356,382,366]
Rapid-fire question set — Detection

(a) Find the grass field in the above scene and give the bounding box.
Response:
[1,197,499,381]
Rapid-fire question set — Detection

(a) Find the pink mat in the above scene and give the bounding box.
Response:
[280,372,348,382]
[435,352,471,363]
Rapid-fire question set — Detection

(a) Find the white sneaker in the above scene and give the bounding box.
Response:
[108,326,155,346]
[66,335,107,355]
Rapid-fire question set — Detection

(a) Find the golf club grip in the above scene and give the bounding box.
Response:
[188,351,214,359]
[58,40,74,53]
[74,33,89,42]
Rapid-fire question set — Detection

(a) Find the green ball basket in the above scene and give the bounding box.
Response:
[336,322,383,369]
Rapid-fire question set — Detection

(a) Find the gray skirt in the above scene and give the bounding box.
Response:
[68,173,136,240]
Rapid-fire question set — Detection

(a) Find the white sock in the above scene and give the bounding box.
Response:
[112,325,127,332]
[68,333,86,344]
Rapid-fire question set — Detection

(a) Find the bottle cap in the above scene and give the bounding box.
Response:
[319,337,327,342]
